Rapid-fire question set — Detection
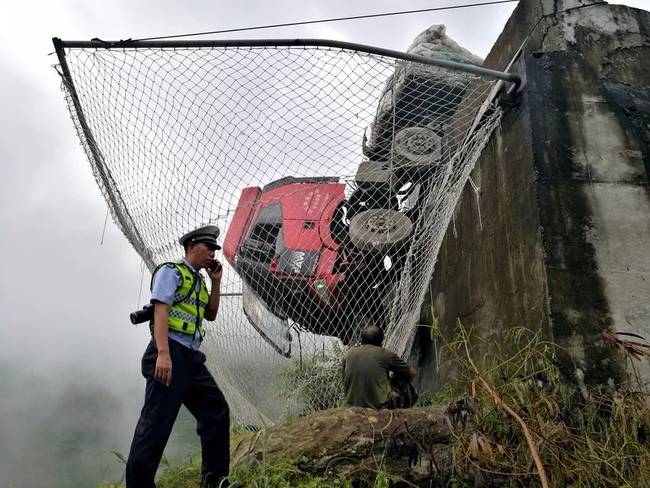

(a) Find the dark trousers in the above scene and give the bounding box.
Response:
[126,339,230,488]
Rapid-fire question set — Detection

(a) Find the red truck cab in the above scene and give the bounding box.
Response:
[223,177,349,341]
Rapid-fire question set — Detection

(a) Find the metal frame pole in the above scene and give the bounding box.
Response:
[53,37,522,91]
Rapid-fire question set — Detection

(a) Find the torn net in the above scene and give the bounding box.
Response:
[57,43,502,424]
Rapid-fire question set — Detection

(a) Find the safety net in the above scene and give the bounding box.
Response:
[55,31,507,424]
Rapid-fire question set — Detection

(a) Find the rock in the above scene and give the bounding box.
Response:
[231,406,454,485]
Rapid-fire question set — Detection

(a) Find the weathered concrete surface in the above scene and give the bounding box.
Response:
[231,406,453,485]
[412,0,650,390]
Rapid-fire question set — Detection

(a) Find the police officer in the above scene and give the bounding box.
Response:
[126,225,230,488]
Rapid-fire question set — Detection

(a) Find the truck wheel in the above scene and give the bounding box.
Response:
[393,127,442,166]
[349,209,413,252]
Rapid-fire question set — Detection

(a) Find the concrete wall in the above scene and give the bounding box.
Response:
[411,0,650,391]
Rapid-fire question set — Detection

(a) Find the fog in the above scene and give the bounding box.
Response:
[0,0,646,486]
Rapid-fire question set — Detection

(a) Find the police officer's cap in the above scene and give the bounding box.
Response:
[179,225,221,250]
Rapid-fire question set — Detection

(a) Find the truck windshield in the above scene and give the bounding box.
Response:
[242,203,282,263]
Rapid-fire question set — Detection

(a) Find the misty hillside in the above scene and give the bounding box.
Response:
[0,361,200,487]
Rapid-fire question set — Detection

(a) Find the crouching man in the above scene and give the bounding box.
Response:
[343,325,417,409]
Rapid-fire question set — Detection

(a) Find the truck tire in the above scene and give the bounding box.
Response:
[349,209,413,252]
[393,127,442,166]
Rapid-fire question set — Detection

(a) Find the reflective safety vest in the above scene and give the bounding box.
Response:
[154,261,210,337]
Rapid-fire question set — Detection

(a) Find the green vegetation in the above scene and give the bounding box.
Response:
[99,455,201,488]
[276,342,346,416]
[229,459,391,487]
[99,455,392,487]
[440,324,650,487]
[100,325,650,487]
[414,383,456,407]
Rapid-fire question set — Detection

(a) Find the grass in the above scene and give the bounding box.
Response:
[98,454,201,488]
[100,324,650,487]
[229,460,392,487]
[440,324,650,487]
[99,456,390,488]
[275,341,346,417]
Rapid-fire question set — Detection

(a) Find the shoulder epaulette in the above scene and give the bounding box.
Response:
[150,261,182,291]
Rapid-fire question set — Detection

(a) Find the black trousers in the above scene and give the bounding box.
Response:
[126,339,230,488]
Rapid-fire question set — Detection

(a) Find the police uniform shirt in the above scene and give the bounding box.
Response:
[150,258,204,350]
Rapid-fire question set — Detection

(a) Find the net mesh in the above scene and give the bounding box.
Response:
[56,42,502,424]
